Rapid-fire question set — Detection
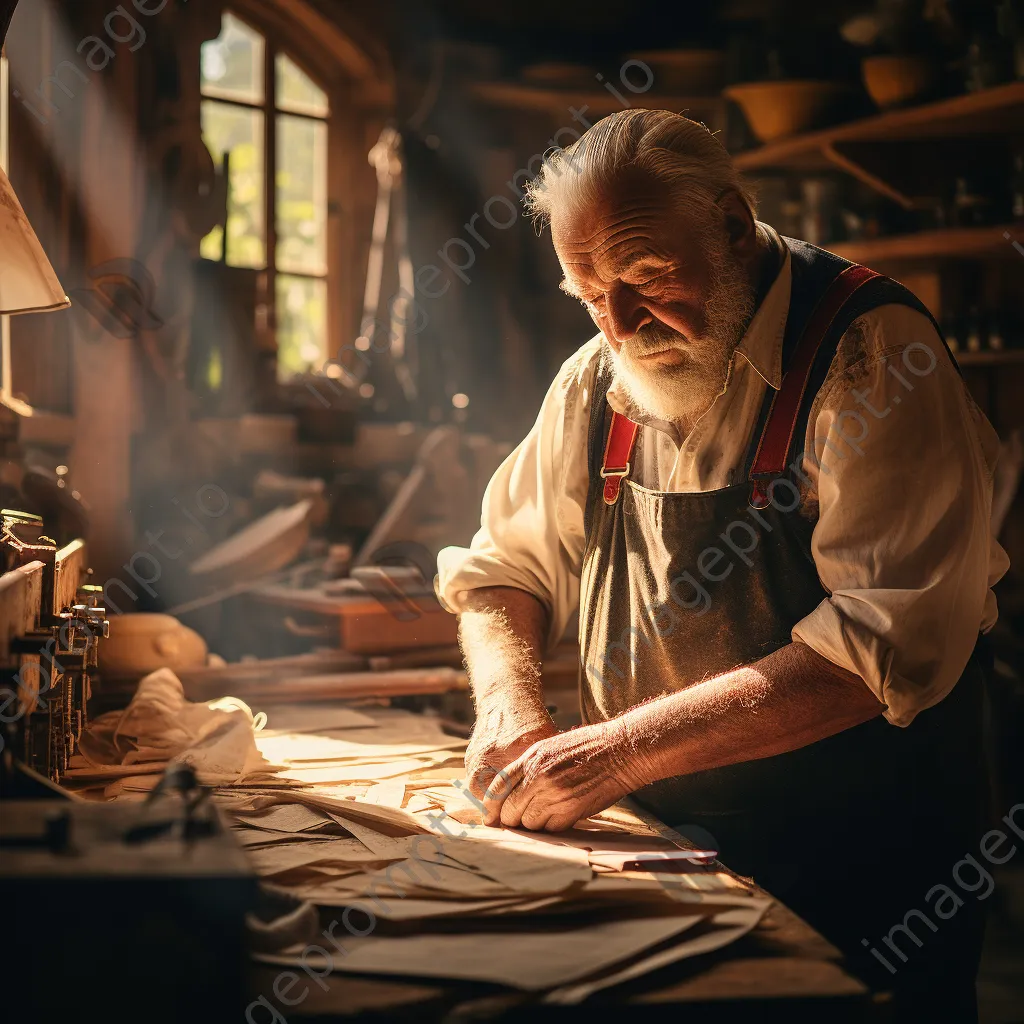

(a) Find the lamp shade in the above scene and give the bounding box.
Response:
[0,163,69,315]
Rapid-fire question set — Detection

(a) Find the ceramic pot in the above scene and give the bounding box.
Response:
[724,80,846,143]
[862,55,937,109]
[100,613,209,679]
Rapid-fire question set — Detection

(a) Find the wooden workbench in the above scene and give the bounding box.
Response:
[248,878,872,1021]
[240,707,875,1021]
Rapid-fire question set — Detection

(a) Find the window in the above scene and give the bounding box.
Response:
[200,12,330,378]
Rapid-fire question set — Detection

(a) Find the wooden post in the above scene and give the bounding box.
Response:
[66,0,142,585]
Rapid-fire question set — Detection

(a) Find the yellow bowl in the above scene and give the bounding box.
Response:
[862,55,937,110]
[724,80,847,143]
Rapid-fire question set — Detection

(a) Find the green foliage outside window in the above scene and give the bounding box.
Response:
[199,12,330,379]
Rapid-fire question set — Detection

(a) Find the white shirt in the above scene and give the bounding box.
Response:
[437,226,1009,726]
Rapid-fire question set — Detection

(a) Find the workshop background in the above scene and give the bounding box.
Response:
[0,0,1021,1020]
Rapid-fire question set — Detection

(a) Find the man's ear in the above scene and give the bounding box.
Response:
[717,189,757,257]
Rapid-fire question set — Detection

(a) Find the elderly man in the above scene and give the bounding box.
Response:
[437,110,1006,1020]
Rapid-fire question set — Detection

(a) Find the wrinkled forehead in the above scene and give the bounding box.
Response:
[550,169,685,276]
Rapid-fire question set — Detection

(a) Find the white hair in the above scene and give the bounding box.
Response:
[523,109,756,232]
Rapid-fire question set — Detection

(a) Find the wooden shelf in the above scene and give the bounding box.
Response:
[955,350,1024,367]
[733,81,1024,174]
[826,224,1023,264]
[471,81,724,119]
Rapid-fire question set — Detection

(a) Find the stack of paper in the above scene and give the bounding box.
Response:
[75,677,770,999]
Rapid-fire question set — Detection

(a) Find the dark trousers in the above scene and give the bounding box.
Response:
[657,654,992,1023]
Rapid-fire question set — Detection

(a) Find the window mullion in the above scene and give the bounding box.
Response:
[197,90,262,112]
[265,40,277,341]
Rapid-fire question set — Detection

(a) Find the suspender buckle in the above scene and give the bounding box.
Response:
[748,475,773,510]
[602,464,631,505]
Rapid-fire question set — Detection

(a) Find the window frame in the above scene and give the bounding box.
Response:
[200,10,332,378]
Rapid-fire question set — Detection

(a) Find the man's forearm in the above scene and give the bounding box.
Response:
[621,642,886,787]
[457,586,552,723]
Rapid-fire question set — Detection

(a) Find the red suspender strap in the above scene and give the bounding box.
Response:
[600,410,640,505]
[748,264,882,507]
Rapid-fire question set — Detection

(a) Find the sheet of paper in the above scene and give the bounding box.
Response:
[255,732,465,766]
[63,763,166,781]
[257,704,376,733]
[306,795,431,833]
[543,902,772,1003]
[257,912,710,990]
[244,839,398,876]
[322,823,513,898]
[232,830,321,849]
[578,873,751,900]
[231,803,338,833]
[404,794,437,814]
[436,836,591,892]
[335,817,591,895]
[276,759,434,784]
[325,708,464,747]
[361,780,406,806]
[291,891,527,918]
[326,816,426,858]
[367,859,526,899]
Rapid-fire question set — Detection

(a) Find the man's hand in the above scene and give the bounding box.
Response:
[482,718,643,832]
[465,704,557,799]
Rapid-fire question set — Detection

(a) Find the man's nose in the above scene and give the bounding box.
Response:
[604,285,653,347]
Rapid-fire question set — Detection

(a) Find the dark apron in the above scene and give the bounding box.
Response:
[579,239,989,1019]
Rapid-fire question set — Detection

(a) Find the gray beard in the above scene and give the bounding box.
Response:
[609,243,756,429]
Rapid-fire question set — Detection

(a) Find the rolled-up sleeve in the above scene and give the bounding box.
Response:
[437,340,599,649]
[792,305,1009,726]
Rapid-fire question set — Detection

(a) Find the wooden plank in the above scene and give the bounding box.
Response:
[632,955,867,1003]
[956,350,1024,367]
[827,224,1022,264]
[354,462,429,567]
[53,539,86,615]
[733,81,1024,172]
[472,80,725,122]
[368,646,464,670]
[176,649,367,690]
[180,666,466,703]
[189,500,313,586]
[0,562,44,661]
[247,966,447,1019]
[66,9,141,584]
[337,600,458,654]
[242,0,382,84]
[354,425,464,567]
[0,562,47,720]
[823,141,915,209]
[252,581,459,656]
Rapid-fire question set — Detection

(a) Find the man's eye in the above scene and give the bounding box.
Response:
[630,268,674,292]
[632,277,666,295]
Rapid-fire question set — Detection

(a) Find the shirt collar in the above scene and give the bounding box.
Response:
[606,223,791,428]
[733,222,789,391]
